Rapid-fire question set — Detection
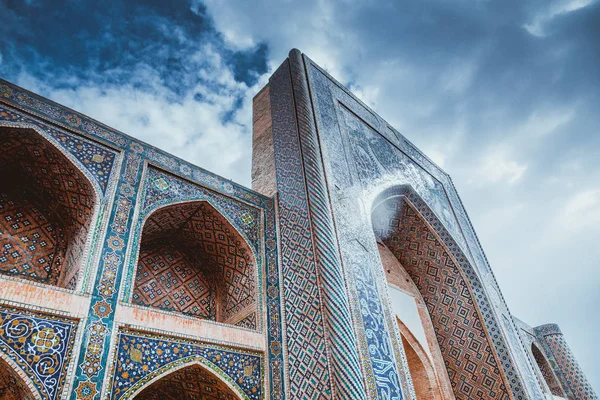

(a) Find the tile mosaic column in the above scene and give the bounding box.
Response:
[535,324,598,400]
[70,152,144,400]
[253,53,367,399]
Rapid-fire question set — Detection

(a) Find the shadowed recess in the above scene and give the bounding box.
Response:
[0,127,96,289]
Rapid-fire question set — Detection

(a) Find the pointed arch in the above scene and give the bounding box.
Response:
[131,200,257,327]
[125,358,246,400]
[0,126,99,290]
[0,351,42,400]
[371,185,513,399]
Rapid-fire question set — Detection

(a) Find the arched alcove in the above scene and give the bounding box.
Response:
[132,201,257,327]
[372,189,511,399]
[531,343,565,397]
[132,363,242,400]
[0,127,97,289]
[0,356,38,400]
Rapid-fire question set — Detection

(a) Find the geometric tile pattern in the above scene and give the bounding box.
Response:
[0,307,78,400]
[287,49,367,400]
[109,330,262,400]
[133,201,256,325]
[0,127,97,288]
[0,80,285,400]
[133,363,238,400]
[235,312,257,330]
[133,244,215,319]
[539,327,598,400]
[268,60,332,398]
[0,108,116,196]
[0,356,37,400]
[374,198,510,399]
[531,344,565,397]
[0,188,66,285]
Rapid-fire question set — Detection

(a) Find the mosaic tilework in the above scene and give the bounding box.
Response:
[132,201,256,324]
[71,152,144,400]
[133,244,216,319]
[305,55,546,398]
[287,49,368,400]
[0,127,98,288]
[235,312,257,330]
[0,188,67,285]
[0,307,78,400]
[0,81,285,400]
[537,326,598,400]
[109,330,262,400]
[142,168,260,252]
[303,59,410,399]
[0,108,116,195]
[134,363,238,400]
[269,60,333,398]
[373,198,510,399]
[0,356,37,400]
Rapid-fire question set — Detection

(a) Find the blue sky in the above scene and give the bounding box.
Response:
[2,0,599,390]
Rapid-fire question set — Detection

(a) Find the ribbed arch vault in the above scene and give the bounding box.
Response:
[0,127,97,289]
[132,201,257,327]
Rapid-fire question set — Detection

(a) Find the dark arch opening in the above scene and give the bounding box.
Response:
[133,363,241,400]
[0,356,37,400]
[372,189,511,399]
[531,343,565,397]
[132,201,257,328]
[0,127,97,289]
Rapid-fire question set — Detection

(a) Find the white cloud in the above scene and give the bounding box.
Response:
[474,150,528,185]
[15,44,258,185]
[524,0,596,37]
[558,189,600,231]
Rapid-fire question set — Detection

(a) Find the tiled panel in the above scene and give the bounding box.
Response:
[134,363,238,400]
[268,60,332,398]
[0,128,96,288]
[0,188,66,285]
[133,244,215,319]
[0,307,78,400]
[133,201,256,326]
[109,330,262,400]
[374,198,510,399]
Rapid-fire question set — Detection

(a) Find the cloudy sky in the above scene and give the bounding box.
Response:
[2,0,599,390]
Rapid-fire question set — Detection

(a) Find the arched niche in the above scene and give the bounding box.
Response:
[0,355,40,400]
[132,201,257,327]
[0,127,97,289]
[531,343,565,397]
[131,362,243,400]
[372,188,511,400]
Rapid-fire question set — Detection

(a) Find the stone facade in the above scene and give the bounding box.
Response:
[0,49,595,399]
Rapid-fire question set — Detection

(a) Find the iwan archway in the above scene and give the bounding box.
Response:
[372,186,512,399]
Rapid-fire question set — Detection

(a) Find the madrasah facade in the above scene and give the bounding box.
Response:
[0,49,596,400]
